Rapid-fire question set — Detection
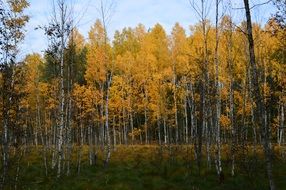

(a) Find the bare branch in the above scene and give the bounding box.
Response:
[189,0,203,19]
[232,0,272,10]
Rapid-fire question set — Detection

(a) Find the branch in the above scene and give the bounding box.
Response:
[232,22,247,35]
[232,0,272,10]
[250,0,272,9]
[189,0,203,19]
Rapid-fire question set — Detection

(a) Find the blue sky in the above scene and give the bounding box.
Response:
[19,0,276,58]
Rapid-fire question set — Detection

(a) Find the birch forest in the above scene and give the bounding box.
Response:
[0,0,286,189]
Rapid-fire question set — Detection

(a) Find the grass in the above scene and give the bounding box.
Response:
[4,145,286,190]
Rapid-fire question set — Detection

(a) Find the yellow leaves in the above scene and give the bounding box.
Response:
[69,28,85,51]
[38,82,49,95]
[109,75,134,114]
[85,19,112,86]
[220,115,231,130]
[8,0,29,13]
[72,84,97,118]
[24,53,42,90]
[21,54,64,113]
[88,19,107,47]
[19,98,29,110]
[136,24,170,75]
[171,23,190,76]
[13,20,285,142]
[262,83,271,99]
[113,27,141,56]
[115,51,135,75]
[220,87,229,101]
[45,79,59,110]
[129,128,143,138]
[85,46,107,84]
[271,117,280,132]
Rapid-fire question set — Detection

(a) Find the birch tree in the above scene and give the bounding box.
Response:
[189,0,211,173]
[214,0,222,178]
[42,0,73,177]
[0,0,29,187]
[243,0,275,189]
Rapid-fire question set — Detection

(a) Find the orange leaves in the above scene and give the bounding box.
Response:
[8,0,29,13]
[220,115,231,130]
[85,19,112,86]
[88,19,107,47]
[171,23,190,76]
[115,51,135,75]
[85,46,107,84]
[72,84,97,119]
[129,128,143,138]
[45,79,59,110]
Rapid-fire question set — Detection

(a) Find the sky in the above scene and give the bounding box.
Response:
[19,0,276,58]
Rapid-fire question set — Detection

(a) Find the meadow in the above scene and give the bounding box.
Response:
[12,145,286,190]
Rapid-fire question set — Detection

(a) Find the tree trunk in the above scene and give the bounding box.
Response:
[158,115,161,145]
[2,101,9,187]
[144,88,148,144]
[57,0,66,178]
[77,120,83,175]
[104,75,112,167]
[163,117,167,145]
[214,0,222,176]
[279,105,284,146]
[243,1,275,189]
[113,115,117,149]
[100,87,105,151]
[88,125,96,166]
[184,92,189,144]
[123,107,128,145]
[130,111,134,145]
[173,61,179,144]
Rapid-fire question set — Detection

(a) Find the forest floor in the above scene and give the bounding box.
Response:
[10,145,286,190]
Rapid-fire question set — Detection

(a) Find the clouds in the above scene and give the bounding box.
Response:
[109,0,194,35]
[20,0,275,58]
[19,0,50,58]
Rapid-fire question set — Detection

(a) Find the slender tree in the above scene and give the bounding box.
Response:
[42,0,73,177]
[0,0,29,187]
[243,0,275,189]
